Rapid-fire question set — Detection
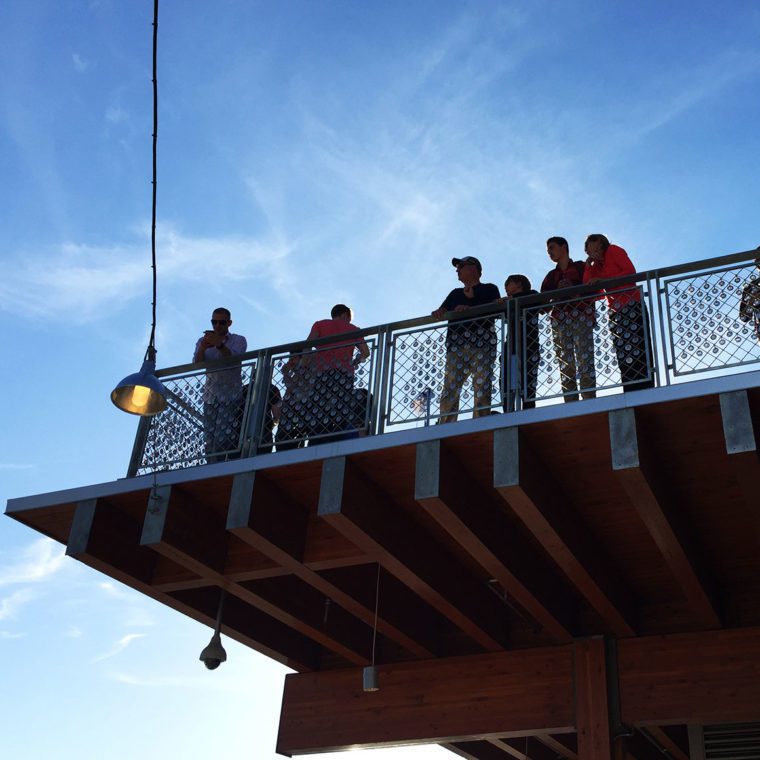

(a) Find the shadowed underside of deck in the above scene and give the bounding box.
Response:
[7,384,760,759]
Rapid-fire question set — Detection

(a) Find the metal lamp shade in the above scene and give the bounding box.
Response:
[362,665,380,692]
[111,358,167,416]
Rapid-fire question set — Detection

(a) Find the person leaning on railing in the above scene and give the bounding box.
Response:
[541,237,597,402]
[501,274,540,410]
[583,235,654,392]
[432,256,501,423]
[302,304,370,444]
[275,353,315,451]
[192,307,248,462]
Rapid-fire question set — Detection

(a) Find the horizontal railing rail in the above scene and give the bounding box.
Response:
[129,248,760,475]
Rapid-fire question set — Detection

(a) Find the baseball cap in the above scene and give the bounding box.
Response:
[451,256,482,272]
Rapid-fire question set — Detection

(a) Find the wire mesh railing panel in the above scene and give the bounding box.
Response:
[522,286,654,403]
[386,314,505,426]
[664,261,760,377]
[136,361,255,474]
[128,252,760,476]
[266,338,376,451]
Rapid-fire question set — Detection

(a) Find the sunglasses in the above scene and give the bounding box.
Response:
[211,319,228,325]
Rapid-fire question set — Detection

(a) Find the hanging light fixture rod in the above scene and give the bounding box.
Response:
[110,0,167,416]
[362,564,381,692]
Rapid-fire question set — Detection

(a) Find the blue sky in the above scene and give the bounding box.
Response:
[1,1,759,758]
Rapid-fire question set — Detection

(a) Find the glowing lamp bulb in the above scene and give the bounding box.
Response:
[131,384,151,409]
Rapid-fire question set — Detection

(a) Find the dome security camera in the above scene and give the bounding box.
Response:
[199,632,227,670]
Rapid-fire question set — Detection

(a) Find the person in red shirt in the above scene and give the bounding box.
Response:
[304,304,370,442]
[583,234,654,392]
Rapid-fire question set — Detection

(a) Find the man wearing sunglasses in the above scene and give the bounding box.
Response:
[193,308,248,462]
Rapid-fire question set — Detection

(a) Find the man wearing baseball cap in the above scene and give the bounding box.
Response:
[432,256,501,422]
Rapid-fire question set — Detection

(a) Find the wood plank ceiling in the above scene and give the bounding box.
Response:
[6,387,760,759]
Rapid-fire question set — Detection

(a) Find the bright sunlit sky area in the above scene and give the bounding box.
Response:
[1,1,759,758]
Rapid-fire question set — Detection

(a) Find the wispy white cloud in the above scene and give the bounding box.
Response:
[72,53,90,73]
[91,632,145,662]
[0,463,34,471]
[0,588,37,621]
[0,226,293,324]
[97,581,131,599]
[0,538,66,587]
[108,669,251,693]
[105,104,128,124]
[96,582,154,627]
[603,48,760,154]
[65,625,83,638]
[0,630,25,640]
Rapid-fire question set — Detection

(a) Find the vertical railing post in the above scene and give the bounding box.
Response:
[374,325,394,436]
[240,349,271,459]
[127,416,153,477]
[368,327,387,437]
[656,270,674,386]
[643,274,660,388]
[508,298,519,412]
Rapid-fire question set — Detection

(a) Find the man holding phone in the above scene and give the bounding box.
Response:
[193,307,247,462]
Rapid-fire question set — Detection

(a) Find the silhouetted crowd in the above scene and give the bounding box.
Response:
[191,236,760,459]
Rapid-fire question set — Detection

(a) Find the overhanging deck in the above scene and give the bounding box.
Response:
[6,371,760,759]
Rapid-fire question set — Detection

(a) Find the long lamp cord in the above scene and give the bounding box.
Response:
[147,0,159,361]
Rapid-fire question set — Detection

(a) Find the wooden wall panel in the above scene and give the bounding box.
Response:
[277,647,575,755]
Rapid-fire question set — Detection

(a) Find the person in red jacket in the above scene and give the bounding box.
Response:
[583,234,654,392]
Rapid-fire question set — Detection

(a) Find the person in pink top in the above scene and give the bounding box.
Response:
[305,304,370,442]
[583,234,654,392]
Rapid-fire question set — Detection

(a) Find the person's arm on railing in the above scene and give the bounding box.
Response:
[584,244,635,286]
[739,273,760,323]
[354,337,370,365]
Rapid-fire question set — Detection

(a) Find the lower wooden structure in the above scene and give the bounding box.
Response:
[6,380,760,759]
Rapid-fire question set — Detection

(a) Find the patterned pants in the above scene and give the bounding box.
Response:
[551,313,596,402]
[609,300,653,391]
[439,342,496,423]
[203,395,242,462]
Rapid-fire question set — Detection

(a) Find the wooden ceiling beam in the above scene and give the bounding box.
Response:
[574,637,612,760]
[67,498,156,584]
[65,499,317,670]
[276,646,575,755]
[278,627,760,754]
[610,408,721,629]
[720,390,760,535]
[487,738,532,759]
[237,574,373,662]
[302,518,370,570]
[489,736,559,759]
[535,734,578,759]
[444,741,519,759]
[319,564,464,658]
[619,626,760,724]
[140,484,371,665]
[170,585,320,671]
[318,457,508,651]
[642,727,689,760]
[493,427,637,637]
[227,471,435,659]
[415,440,575,644]
[318,456,511,652]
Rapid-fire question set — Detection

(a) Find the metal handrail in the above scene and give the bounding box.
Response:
[130,248,760,475]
